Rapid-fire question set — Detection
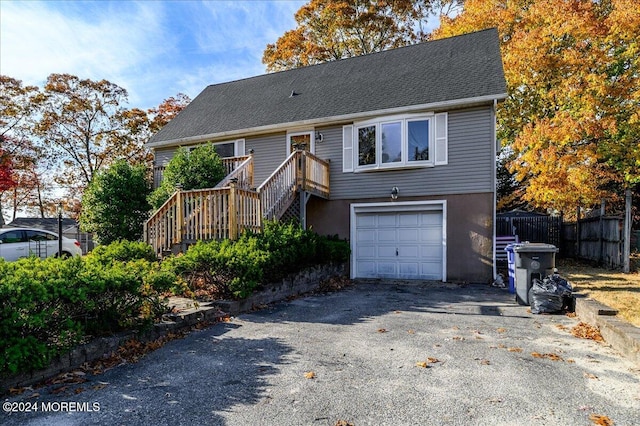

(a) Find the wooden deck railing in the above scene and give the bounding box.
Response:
[216,155,253,189]
[145,149,330,256]
[299,151,330,198]
[145,189,182,255]
[145,183,262,255]
[258,151,298,220]
[257,150,330,220]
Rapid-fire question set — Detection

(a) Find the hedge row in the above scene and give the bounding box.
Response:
[165,221,350,299]
[0,242,173,376]
[0,224,350,377]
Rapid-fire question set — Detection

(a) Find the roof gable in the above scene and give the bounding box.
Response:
[149,29,506,147]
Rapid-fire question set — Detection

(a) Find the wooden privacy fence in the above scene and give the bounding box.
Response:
[562,216,624,268]
[496,215,562,248]
[496,213,626,267]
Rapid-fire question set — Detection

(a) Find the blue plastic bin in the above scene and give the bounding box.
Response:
[504,243,517,294]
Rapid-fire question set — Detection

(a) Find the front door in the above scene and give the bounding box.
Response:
[288,131,314,154]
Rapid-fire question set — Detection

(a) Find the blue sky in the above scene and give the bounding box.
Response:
[1,0,306,110]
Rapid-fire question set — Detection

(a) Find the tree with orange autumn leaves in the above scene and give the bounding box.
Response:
[262,0,463,72]
[433,0,639,215]
[0,73,190,221]
[266,0,638,216]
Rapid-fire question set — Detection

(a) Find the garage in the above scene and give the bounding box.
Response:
[350,201,446,281]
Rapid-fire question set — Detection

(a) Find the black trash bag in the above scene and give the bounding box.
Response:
[551,274,573,297]
[529,274,572,314]
[554,275,576,312]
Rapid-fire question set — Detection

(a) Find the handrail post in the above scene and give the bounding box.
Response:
[248,150,254,188]
[301,150,307,191]
[175,188,184,245]
[229,180,238,240]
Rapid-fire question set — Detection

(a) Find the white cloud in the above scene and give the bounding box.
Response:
[1,1,171,103]
[194,1,302,55]
[0,0,304,109]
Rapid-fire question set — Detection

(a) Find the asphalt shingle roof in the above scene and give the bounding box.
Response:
[149,29,506,146]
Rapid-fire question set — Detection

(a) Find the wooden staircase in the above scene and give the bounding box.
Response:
[144,150,330,256]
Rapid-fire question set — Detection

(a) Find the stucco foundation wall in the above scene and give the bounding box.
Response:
[307,193,494,284]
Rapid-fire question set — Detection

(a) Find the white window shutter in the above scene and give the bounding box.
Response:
[235,139,245,156]
[342,125,354,172]
[434,113,448,165]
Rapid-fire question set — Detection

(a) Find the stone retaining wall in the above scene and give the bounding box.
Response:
[1,263,347,394]
[214,263,347,315]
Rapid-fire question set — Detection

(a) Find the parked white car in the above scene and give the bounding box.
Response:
[0,227,82,261]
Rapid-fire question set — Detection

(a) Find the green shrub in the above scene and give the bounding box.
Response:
[149,143,226,210]
[167,221,349,300]
[80,160,152,244]
[0,257,86,374]
[88,240,158,264]
[0,251,175,377]
[317,234,351,264]
[0,226,350,377]
[166,238,268,299]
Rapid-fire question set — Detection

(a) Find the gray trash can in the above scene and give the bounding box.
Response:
[512,243,558,305]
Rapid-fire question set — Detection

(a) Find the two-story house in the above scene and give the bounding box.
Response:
[145,28,507,283]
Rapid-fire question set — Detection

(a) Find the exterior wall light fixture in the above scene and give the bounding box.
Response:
[391,187,399,200]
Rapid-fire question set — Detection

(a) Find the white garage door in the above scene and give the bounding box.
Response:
[353,208,444,280]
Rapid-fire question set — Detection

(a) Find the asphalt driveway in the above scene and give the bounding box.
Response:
[3,282,639,425]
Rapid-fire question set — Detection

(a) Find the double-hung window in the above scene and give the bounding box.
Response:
[344,112,447,172]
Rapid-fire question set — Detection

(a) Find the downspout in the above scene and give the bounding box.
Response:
[492,99,498,281]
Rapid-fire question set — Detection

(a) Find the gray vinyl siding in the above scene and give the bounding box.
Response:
[326,106,495,200]
[151,106,494,197]
[154,148,177,168]
[153,135,289,188]
[245,133,287,185]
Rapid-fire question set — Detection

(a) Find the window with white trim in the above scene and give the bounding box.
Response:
[343,113,447,172]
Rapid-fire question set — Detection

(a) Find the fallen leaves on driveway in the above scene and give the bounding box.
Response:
[377,328,387,333]
[572,322,604,342]
[335,420,355,426]
[416,357,440,368]
[317,276,352,293]
[589,413,614,425]
[304,371,316,379]
[531,352,563,361]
